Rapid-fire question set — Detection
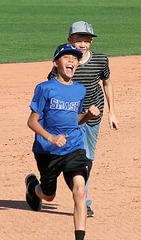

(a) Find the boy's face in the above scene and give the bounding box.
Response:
[68,34,93,58]
[53,53,79,80]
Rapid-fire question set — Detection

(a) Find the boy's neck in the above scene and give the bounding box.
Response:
[56,76,73,85]
[79,50,91,64]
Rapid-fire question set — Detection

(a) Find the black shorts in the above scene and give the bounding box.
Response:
[34,149,92,196]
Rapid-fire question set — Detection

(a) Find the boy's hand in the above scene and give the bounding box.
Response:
[48,134,68,147]
[85,105,100,118]
[109,113,119,130]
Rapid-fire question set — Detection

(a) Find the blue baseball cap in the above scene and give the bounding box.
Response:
[54,43,83,60]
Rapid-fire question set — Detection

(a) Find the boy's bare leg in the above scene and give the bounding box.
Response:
[35,184,55,202]
[72,173,87,230]
[35,174,87,230]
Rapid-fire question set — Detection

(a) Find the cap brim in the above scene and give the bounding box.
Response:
[70,32,97,37]
[54,49,83,60]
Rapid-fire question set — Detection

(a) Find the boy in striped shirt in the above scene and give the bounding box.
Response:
[48,21,119,217]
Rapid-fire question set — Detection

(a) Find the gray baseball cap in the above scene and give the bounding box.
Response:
[69,21,97,37]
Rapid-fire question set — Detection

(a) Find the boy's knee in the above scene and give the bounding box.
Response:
[35,184,56,202]
[73,185,86,201]
[44,193,56,202]
[42,193,56,202]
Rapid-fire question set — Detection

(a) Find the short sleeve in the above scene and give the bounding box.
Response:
[100,57,110,80]
[30,84,48,115]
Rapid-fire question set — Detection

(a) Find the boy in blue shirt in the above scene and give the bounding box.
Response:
[25,43,100,240]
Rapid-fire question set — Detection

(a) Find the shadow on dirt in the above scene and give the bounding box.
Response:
[0,200,73,216]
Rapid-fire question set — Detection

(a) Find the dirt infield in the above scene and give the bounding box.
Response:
[0,56,141,240]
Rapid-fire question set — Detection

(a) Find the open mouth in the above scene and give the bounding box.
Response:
[66,65,74,70]
[66,65,74,72]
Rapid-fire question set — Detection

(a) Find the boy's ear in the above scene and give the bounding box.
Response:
[53,59,58,68]
[67,37,72,43]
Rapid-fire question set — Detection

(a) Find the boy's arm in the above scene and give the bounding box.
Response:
[27,110,68,147]
[78,105,100,125]
[103,78,119,130]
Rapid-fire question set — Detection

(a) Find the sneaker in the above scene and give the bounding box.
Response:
[87,206,94,217]
[25,174,42,211]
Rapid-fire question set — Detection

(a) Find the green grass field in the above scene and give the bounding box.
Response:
[0,0,140,63]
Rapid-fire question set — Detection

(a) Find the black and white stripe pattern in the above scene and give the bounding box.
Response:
[72,51,110,126]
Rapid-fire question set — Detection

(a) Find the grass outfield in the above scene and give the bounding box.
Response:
[0,0,140,63]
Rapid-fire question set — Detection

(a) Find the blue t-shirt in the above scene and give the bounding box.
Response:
[30,77,86,155]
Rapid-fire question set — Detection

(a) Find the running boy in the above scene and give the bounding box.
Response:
[48,21,119,217]
[25,43,100,240]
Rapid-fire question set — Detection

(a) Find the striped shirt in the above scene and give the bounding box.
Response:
[48,51,110,126]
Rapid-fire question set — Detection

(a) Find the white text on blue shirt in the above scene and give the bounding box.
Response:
[50,98,80,112]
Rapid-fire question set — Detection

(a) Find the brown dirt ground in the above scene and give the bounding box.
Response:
[0,56,141,240]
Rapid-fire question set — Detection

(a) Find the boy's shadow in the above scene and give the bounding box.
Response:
[0,200,73,216]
